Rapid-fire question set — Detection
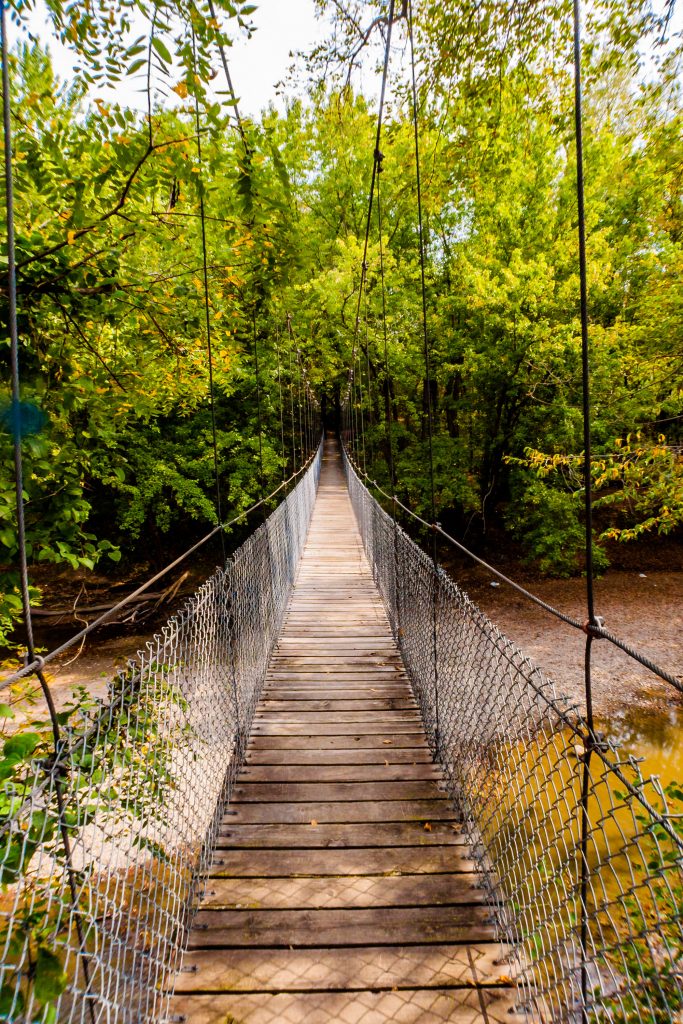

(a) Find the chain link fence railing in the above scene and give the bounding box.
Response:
[343,448,683,1024]
[0,443,322,1024]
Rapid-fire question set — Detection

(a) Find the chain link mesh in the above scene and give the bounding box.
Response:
[0,445,321,1024]
[343,448,683,1024]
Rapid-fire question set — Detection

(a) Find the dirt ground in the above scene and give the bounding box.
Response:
[460,567,682,716]
[2,565,680,725]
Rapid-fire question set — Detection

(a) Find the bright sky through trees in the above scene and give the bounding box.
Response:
[22,0,329,117]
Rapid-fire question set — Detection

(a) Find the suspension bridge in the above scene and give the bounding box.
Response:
[2,0,682,1021]
[1,431,681,1024]
[170,439,520,1024]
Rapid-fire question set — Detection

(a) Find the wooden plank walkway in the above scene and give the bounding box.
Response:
[171,440,520,1024]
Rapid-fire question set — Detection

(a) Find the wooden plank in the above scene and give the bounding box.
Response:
[253,711,422,724]
[244,748,434,765]
[270,659,403,667]
[208,846,475,876]
[169,989,523,1024]
[250,723,424,735]
[246,733,429,749]
[177,441,515,1024]
[201,873,484,910]
[217,822,466,848]
[222,800,458,824]
[188,905,494,948]
[239,764,440,783]
[174,943,512,993]
[258,697,416,707]
[259,690,413,700]
[255,710,421,719]
[230,780,445,802]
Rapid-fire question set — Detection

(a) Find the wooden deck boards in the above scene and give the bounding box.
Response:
[171,441,519,1024]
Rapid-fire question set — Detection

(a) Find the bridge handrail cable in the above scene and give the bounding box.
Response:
[343,443,683,1024]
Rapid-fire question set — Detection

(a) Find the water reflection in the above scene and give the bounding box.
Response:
[599,701,683,786]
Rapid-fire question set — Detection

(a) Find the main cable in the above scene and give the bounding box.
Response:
[252,308,265,500]
[572,5,596,1021]
[408,0,441,750]
[408,0,436,543]
[205,0,247,144]
[2,14,96,1016]
[193,29,226,560]
[1,450,320,691]
[343,447,682,694]
[351,0,396,376]
[375,154,395,488]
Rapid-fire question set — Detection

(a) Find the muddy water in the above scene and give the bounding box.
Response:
[599,702,683,788]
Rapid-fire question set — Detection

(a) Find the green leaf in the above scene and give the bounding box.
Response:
[33,947,68,1004]
[3,732,41,760]
[151,37,172,65]
[0,703,15,719]
[0,983,24,1018]
[126,58,146,76]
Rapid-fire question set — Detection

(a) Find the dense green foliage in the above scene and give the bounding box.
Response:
[2,0,682,646]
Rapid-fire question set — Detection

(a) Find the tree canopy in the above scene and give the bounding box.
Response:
[1,0,682,645]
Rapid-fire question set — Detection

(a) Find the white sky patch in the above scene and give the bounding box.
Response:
[17,0,330,118]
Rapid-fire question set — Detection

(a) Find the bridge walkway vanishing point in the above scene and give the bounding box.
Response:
[171,441,523,1024]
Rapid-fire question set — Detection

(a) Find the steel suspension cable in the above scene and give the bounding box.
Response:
[408,0,441,749]
[375,155,396,489]
[350,0,396,380]
[408,0,436,539]
[296,348,304,463]
[363,283,375,466]
[286,315,298,471]
[572,5,597,1020]
[274,326,287,483]
[345,448,682,693]
[205,0,247,144]
[252,308,265,499]
[2,452,319,691]
[193,33,226,560]
[2,15,97,1016]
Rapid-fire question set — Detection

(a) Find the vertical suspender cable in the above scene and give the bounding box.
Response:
[572,3,598,1021]
[376,157,402,638]
[286,315,297,471]
[363,284,375,466]
[357,348,367,474]
[375,155,395,489]
[296,348,304,463]
[3,8,35,670]
[193,35,226,560]
[275,326,287,483]
[206,0,247,145]
[350,0,396,405]
[251,308,265,500]
[408,0,441,750]
[407,0,436,533]
[2,13,96,1017]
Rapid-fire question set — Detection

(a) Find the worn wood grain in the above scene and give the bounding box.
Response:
[174,943,513,993]
[239,763,440,783]
[244,747,434,765]
[200,873,484,910]
[170,989,523,1024]
[188,905,495,948]
[222,799,458,824]
[230,780,445,802]
[173,440,514,1023]
[207,846,476,876]
[216,822,466,848]
[247,733,429,749]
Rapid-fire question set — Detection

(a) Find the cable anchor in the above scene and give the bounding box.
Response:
[582,615,605,638]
